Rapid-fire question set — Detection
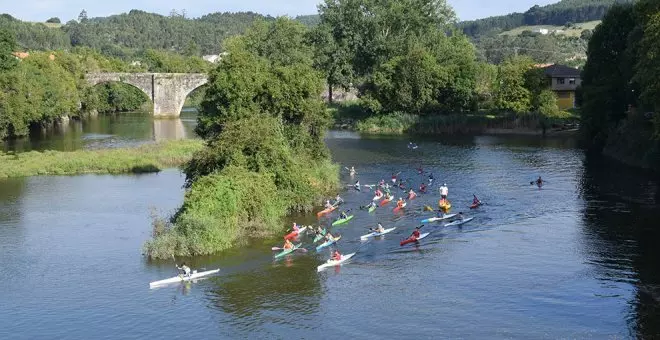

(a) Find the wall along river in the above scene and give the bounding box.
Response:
[1,118,659,339]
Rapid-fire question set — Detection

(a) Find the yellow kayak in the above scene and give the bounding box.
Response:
[439,200,452,211]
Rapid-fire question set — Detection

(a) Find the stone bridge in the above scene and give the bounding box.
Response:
[85,73,208,117]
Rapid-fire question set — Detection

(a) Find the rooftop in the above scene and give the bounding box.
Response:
[543,64,581,78]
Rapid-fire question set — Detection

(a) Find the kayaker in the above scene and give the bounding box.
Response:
[354,180,360,190]
[375,189,383,197]
[325,232,338,242]
[291,222,300,233]
[398,181,406,190]
[436,209,445,218]
[177,263,192,278]
[440,183,448,199]
[384,192,392,200]
[457,212,465,220]
[335,195,344,205]
[535,176,543,186]
[417,167,424,174]
[472,195,481,205]
[325,200,333,209]
[374,223,386,233]
[283,239,294,250]
[379,179,385,187]
[349,166,356,176]
[428,173,434,184]
[339,211,348,220]
[391,173,397,183]
[397,198,405,208]
[366,201,377,210]
[409,227,421,240]
[331,249,342,261]
[316,226,326,236]
[420,183,427,193]
[408,189,416,199]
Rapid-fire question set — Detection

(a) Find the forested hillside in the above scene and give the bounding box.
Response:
[460,0,634,38]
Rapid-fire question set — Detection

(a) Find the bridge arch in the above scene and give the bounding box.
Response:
[84,73,208,117]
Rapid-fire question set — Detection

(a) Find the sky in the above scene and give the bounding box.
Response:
[3,0,559,23]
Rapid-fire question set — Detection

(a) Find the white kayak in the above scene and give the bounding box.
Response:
[444,217,474,227]
[420,213,457,223]
[149,269,220,288]
[373,194,383,201]
[317,253,356,272]
[360,227,396,240]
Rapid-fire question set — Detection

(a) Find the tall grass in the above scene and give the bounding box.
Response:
[0,139,203,178]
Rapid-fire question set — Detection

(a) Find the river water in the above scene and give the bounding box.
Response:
[1,115,659,339]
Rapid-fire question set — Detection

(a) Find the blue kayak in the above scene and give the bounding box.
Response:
[316,235,341,252]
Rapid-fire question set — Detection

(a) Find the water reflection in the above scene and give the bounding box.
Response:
[579,155,660,338]
[1,112,198,152]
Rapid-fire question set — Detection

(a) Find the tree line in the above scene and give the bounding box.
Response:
[580,0,660,170]
[459,0,634,38]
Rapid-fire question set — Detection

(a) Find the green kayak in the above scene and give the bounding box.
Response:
[274,243,301,259]
[332,215,354,226]
[368,205,377,213]
[313,230,327,243]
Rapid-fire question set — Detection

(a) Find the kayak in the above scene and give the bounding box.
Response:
[470,202,481,209]
[439,201,452,211]
[380,198,393,206]
[284,226,308,240]
[316,235,342,252]
[393,202,407,213]
[420,213,457,223]
[313,229,327,243]
[332,215,354,226]
[444,217,474,227]
[360,227,396,240]
[373,194,383,201]
[400,232,430,246]
[368,205,377,213]
[317,252,356,272]
[317,206,336,218]
[149,269,220,288]
[274,243,302,259]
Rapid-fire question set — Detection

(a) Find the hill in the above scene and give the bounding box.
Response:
[499,20,601,37]
[459,0,633,38]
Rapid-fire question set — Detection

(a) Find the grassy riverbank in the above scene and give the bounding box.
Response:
[330,101,580,135]
[0,139,203,178]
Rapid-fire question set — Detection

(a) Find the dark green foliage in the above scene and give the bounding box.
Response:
[476,34,587,65]
[0,14,70,50]
[46,17,61,24]
[0,27,17,71]
[92,83,149,113]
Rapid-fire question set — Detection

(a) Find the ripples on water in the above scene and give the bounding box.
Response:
[1,130,659,339]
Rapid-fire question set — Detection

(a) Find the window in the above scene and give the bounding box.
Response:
[557,78,565,85]
[569,78,576,85]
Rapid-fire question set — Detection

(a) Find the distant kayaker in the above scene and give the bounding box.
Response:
[177,263,192,278]
[379,179,385,187]
[291,222,300,233]
[366,201,377,210]
[420,183,427,193]
[397,198,405,208]
[349,166,356,176]
[408,189,417,199]
[385,192,393,200]
[436,209,445,218]
[428,173,434,184]
[354,180,360,190]
[535,176,543,186]
[373,223,386,233]
[331,249,342,261]
[472,195,481,206]
[325,200,333,209]
[316,226,326,236]
[283,239,294,250]
[391,173,398,183]
[457,212,465,220]
[440,183,448,199]
[417,167,424,174]
[339,211,348,220]
[335,195,344,204]
[398,181,406,190]
[375,188,383,197]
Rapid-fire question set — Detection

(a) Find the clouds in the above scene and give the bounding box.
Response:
[4,0,559,23]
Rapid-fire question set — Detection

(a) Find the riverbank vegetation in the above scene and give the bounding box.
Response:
[0,139,202,178]
[580,0,660,171]
[143,18,339,259]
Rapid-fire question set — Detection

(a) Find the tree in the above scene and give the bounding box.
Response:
[495,56,535,114]
[308,23,354,103]
[0,28,17,72]
[581,4,636,149]
[78,10,88,23]
[46,17,61,24]
[580,29,593,41]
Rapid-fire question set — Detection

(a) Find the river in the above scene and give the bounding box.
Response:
[1,114,659,339]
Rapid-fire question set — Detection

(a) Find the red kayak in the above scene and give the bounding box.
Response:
[316,206,336,218]
[470,202,481,209]
[400,232,430,246]
[380,198,392,206]
[284,231,299,240]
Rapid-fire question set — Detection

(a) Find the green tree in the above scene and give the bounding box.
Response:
[46,17,61,24]
[494,56,535,114]
[581,4,636,149]
[0,28,17,71]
